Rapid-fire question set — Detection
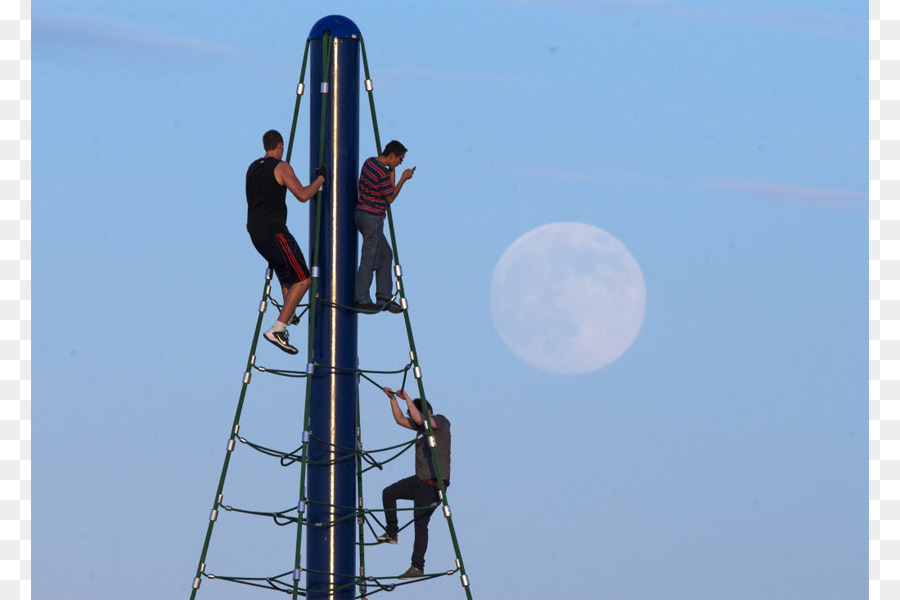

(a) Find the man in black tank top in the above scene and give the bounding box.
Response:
[246,129,326,354]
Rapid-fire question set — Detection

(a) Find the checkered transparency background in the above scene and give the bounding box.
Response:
[0,0,31,599]
[0,0,29,596]
[873,0,900,598]
[0,1,28,599]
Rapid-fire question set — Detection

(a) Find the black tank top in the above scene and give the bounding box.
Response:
[246,157,288,235]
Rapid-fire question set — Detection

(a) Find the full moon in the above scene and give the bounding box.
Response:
[490,222,647,375]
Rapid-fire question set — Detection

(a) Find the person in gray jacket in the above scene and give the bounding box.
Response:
[377,387,451,579]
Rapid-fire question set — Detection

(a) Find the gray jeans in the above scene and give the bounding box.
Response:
[354,210,393,303]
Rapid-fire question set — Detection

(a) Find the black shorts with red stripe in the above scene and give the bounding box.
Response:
[249,230,310,286]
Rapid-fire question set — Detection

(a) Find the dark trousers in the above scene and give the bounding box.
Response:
[382,475,440,570]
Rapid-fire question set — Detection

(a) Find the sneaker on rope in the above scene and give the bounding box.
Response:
[376,531,398,544]
[398,566,424,579]
[354,301,378,312]
[289,313,301,326]
[376,297,403,314]
[263,327,298,355]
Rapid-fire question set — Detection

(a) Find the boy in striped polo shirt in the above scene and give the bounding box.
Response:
[354,140,416,313]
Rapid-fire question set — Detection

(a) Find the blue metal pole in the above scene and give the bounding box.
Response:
[306,15,360,600]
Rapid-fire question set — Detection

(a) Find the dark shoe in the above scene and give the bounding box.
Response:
[289,313,301,326]
[376,531,398,544]
[376,298,403,314]
[399,566,424,579]
[354,301,378,312]
[263,328,298,354]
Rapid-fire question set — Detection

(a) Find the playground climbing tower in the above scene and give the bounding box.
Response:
[189,14,473,600]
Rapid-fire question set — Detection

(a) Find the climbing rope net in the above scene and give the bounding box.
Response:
[189,31,473,600]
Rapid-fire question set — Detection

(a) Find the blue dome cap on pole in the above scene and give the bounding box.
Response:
[308,15,361,40]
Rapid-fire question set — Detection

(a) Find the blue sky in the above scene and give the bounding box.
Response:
[33,1,867,599]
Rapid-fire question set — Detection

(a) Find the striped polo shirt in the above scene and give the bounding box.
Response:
[357,156,394,215]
